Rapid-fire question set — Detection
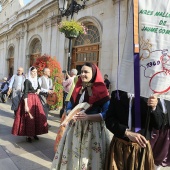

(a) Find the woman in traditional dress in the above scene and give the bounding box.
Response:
[51,62,110,170]
[12,66,48,143]
[150,98,170,170]
[105,90,164,170]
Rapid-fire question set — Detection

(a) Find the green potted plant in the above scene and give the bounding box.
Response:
[58,20,87,39]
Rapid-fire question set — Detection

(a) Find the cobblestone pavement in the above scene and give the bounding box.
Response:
[0,99,60,170]
[0,100,169,170]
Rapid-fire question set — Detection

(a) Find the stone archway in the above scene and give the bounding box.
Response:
[72,24,100,74]
[7,46,15,78]
[29,38,42,66]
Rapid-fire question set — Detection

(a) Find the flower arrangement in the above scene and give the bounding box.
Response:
[58,20,87,38]
[33,54,63,109]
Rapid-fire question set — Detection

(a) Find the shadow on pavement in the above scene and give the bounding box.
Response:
[0,101,61,170]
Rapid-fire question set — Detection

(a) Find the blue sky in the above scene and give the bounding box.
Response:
[24,0,31,5]
[0,0,31,11]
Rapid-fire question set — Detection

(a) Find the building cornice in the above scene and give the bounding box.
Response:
[0,0,8,7]
[112,0,125,5]
[86,0,104,8]
[0,0,58,37]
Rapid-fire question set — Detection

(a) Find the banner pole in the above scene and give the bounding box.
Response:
[133,0,141,133]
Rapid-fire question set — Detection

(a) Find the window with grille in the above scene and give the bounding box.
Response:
[8,46,14,58]
[74,25,100,46]
[72,24,100,69]
[31,39,42,54]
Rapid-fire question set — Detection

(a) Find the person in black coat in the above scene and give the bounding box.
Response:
[0,77,9,103]
[105,90,164,170]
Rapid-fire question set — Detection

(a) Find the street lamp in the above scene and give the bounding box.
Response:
[59,0,88,71]
[59,0,89,18]
[59,0,68,11]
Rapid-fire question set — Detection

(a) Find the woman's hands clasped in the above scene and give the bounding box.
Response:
[73,111,89,121]
[61,111,89,127]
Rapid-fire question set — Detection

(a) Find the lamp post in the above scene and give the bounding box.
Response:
[59,0,88,72]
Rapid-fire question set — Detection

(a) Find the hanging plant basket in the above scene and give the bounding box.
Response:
[58,20,87,39]
[64,30,79,39]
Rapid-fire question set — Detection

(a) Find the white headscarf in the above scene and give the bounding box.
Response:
[27,67,38,90]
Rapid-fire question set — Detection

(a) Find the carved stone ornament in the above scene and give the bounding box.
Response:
[16,31,25,40]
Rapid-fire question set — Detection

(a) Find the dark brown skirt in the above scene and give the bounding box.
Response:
[105,137,155,170]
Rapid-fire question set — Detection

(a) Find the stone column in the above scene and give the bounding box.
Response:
[44,18,52,55]
[23,23,29,72]
[19,31,25,68]
[4,37,8,77]
[15,32,20,72]
[15,30,25,71]
[42,19,46,54]
[0,39,7,78]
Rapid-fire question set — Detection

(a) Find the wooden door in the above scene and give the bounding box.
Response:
[30,53,41,66]
[8,57,14,78]
[71,44,99,74]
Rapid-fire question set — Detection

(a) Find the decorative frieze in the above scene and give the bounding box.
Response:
[52,15,62,26]
[44,15,62,28]
[16,31,25,40]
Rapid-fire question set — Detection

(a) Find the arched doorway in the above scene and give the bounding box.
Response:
[29,38,42,66]
[7,46,14,79]
[72,24,100,74]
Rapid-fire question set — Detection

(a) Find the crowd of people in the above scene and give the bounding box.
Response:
[0,62,169,170]
[0,66,54,143]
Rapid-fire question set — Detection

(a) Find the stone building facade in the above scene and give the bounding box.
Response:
[0,0,131,90]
